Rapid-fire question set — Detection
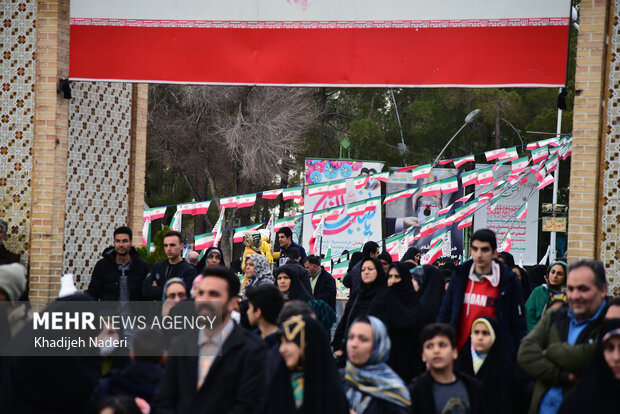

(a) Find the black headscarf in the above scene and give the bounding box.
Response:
[527,265,548,291]
[368,262,422,382]
[275,266,313,302]
[348,252,363,272]
[455,316,516,414]
[332,258,387,352]
[416,265,446,328]
[401,247,421,264]
[558,318,620,414]
[196,246,225,273]
[280,315,349,414]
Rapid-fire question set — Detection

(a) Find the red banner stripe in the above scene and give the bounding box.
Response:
[70,25,568,86]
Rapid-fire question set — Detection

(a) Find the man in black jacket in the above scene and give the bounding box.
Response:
[88,226,149,301]
[303,255,336,310]
[142,231,197,301]
[154,266,267,413]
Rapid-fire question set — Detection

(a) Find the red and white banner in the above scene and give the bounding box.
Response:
[70,0,570,87]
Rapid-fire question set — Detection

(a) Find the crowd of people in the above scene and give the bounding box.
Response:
[0,220,618,413]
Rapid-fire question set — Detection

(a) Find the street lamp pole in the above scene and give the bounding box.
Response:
[432,109,481,167]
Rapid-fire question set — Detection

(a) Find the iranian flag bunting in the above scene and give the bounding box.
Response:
[321,257,332,273]
[511,156,529,174]
[143,207,166,221]
[493,180,506,190]
[332,261,348,279]
[476,166,495,185]
[498,146,519,161]
[327,180,347,196]
[516,202,528,222]
[461,170,478,187]
[531,147,549,164]
[456,192,474,203]
[537,174,555,190]
[194,233,214,250]
[169,210,182,232]
[457,214,474,230]
[347,198,380,216]
[499,230,513,253]
[352,175,370,190]
[411,163,432,180]
[453,154,475,168]
[308,182,330,197]
[438,159,453,166]
[178,201,211,215]
[437,203,454,216]
[545,154,559,173]
[530,166,546,183]
[420,181,442,197]
[282,187,303,200]
[212,208,225,247]
[443,212,457,227]
[236,193,257,209]
[488,194,502,212]
[233,223,262,243]
[262,189,282,199]
[219,196,238,209]
[142,218,151,250]
[274,214,301,231]
[373,172,390,183]
[396,165,417,172]
[421,241,444,265]
[383,187,418,204]
[440,176,459,194]
[485,148,507,162]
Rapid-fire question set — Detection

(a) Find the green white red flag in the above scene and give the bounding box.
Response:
[236,194,257,208]
[282,187,303,200]
[383,187,418,204]
[143,207,166,221]
[516,202,528,222]
[453,154,475,168]
[410,163,432,180]
[195,232,214,250]
[233,223,262,243]
[461,170,478,187]
[262,189,282,199]
[177,201,210,215]
[440,176,459,194]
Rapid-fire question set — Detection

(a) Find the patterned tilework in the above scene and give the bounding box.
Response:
[63,82,132,290]
[0,0,36,265]
[603,0,620,296]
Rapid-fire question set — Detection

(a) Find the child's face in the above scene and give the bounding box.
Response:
[422,335,457,371]
[471,322,493,354]
[603,336,620,380]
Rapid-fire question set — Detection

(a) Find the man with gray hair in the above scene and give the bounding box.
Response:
[0,219,20,265]
[517,260,609,414]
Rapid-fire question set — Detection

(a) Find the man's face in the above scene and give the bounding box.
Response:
[304,262,319,275]
[370,249,379,259]
[163,236,183,262]
[278,233,292,249]
[194,276,235,323]
[566,266,607,321]
[113,233,131,256]
[470,240,495,273]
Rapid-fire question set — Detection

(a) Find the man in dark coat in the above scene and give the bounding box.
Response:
[88,226,149,301]
[274,226,307,265]
[153,266,268,413]
[437,229,525,358]
[142,230,197,301]
[303,255,336,310]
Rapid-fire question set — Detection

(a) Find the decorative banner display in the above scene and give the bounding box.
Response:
[473,164,539,265]
[70,0,569,87]
[303,159,384,258]
[386,168,464,258]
